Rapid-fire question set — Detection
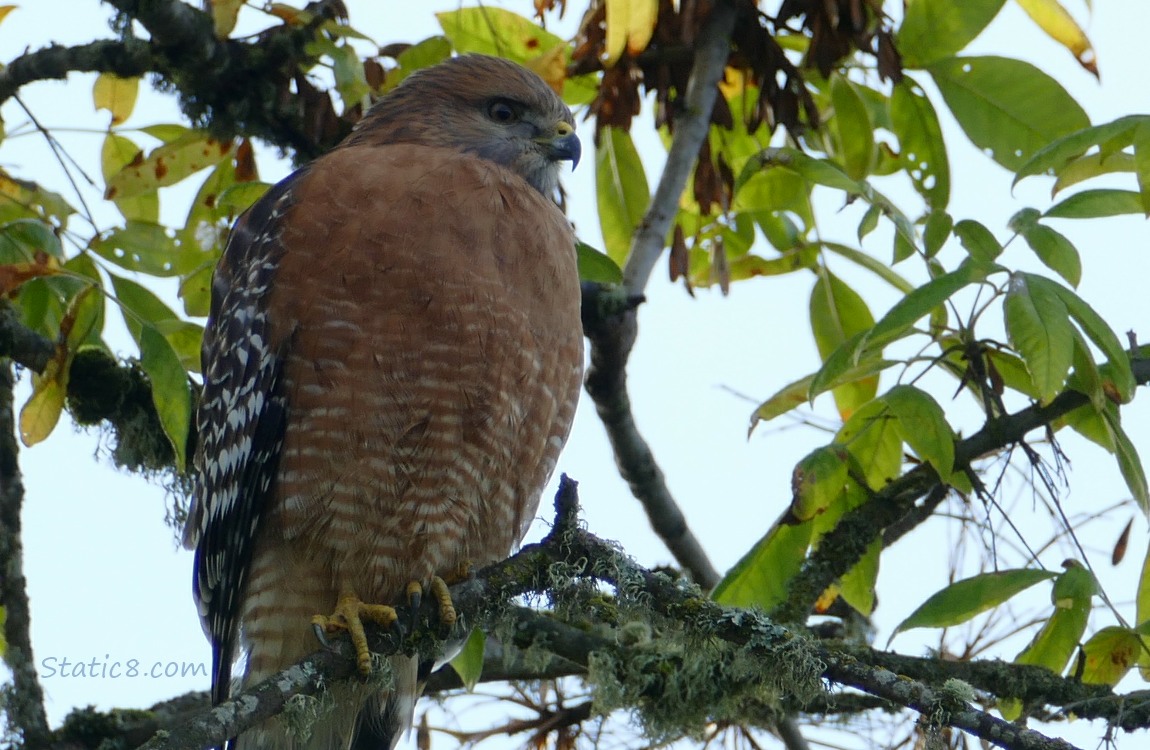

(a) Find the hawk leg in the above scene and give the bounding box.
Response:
[312,578,460,674]
[312,594,401,674]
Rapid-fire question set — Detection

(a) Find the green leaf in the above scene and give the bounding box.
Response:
[890,77,951,208]
[436,7,594,105]
[897,0,1006,67]
[216,182,271,217]
[179,262,214,318]
[867,259,995,349]
[738,148,862,196]
[101,134,157,223]
[810,271,877,420]
[1003,272,1075,402]
[1135,121,1150,214]
[595,127,649,265]
[1038,275,1136,403]
[1014,115,1145,185]
[1137,541,1150,629]
[751,359,899,429]
[20,367,66,447]
[857,203,881,242]
[836,398,903,491]
[923,210,952,257]
[108,272,201,371]
[1052,151,1135,196]
[893,569,1057,635]
[389,37,453,89]
[713,519,813,610]
[328,42,371,108]
[0,173,75,228]
[1077,626,1141,687]
[1001,563,1095,719]
[139,325,191,470]
[437,7,560,61]
[928,56,1090,171]
[576,240,624,284]
[449,628,486,691]
[820,242,915,294]
[790,445,850,522]
[883,385,955,483]
[62,284,104,351]
[90,221,186,277]
[0,218,63,260]
[952,218,1002,261]
[109,273,181,344]
[839,538,880,615]
[1105,408,1150,515]
[106,131,234,201]
[829,74,874,180]
[1044,188,1145,219]
[1013,220,1082,287]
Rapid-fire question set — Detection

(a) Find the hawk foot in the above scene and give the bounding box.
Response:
[405,576,458,635]
[311,594,400,675]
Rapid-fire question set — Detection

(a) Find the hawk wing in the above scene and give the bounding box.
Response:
[184,172,303,705]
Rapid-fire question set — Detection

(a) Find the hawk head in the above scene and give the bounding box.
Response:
[348,54,581,196]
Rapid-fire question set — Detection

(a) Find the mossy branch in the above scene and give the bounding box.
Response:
[0,0,355,161]
[132,478,1119,750]
[0,304,190,475]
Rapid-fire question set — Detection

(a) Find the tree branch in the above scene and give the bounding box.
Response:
[134,478,1115,750]
[771,356,1150,623]
[582,0,738,590]
[0,362,52,749]
[621,0,736,296]
[0,304,190,474]
[0,39,155,105]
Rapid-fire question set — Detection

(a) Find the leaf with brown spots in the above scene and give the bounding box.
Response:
[106,131,234,201]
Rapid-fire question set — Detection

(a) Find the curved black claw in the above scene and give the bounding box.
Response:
[407,582,423,634]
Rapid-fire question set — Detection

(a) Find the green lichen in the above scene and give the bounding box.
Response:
[280,692,332,744]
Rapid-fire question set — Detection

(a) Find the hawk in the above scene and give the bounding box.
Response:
[183,54,584,750]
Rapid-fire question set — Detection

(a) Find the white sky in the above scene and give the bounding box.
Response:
[2,2,1149,748]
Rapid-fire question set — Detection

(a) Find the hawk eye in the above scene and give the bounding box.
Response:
[487,100,518,124]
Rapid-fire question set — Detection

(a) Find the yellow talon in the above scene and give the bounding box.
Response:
[403,577,457,633]
[311,594,399,675]
[429,576,457,629]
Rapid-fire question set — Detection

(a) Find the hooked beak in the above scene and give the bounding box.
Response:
[543,122,581,169]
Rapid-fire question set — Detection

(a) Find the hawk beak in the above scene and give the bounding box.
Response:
[544,124,582,169]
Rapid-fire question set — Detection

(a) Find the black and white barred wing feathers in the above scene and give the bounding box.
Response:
[183,175,300,705]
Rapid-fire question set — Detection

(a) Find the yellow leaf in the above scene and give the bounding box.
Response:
[20,362,66,447]
[1014,0,1096,77]
[209,0,244,38]
[0,6,16,26]
[525,45,569,95]
[105,132,233,200]
[1078,626,1141,687]
[604,0,658,67]
[92,74,140,126]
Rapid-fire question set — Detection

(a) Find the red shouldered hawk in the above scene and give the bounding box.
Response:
[182,54,584,750]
